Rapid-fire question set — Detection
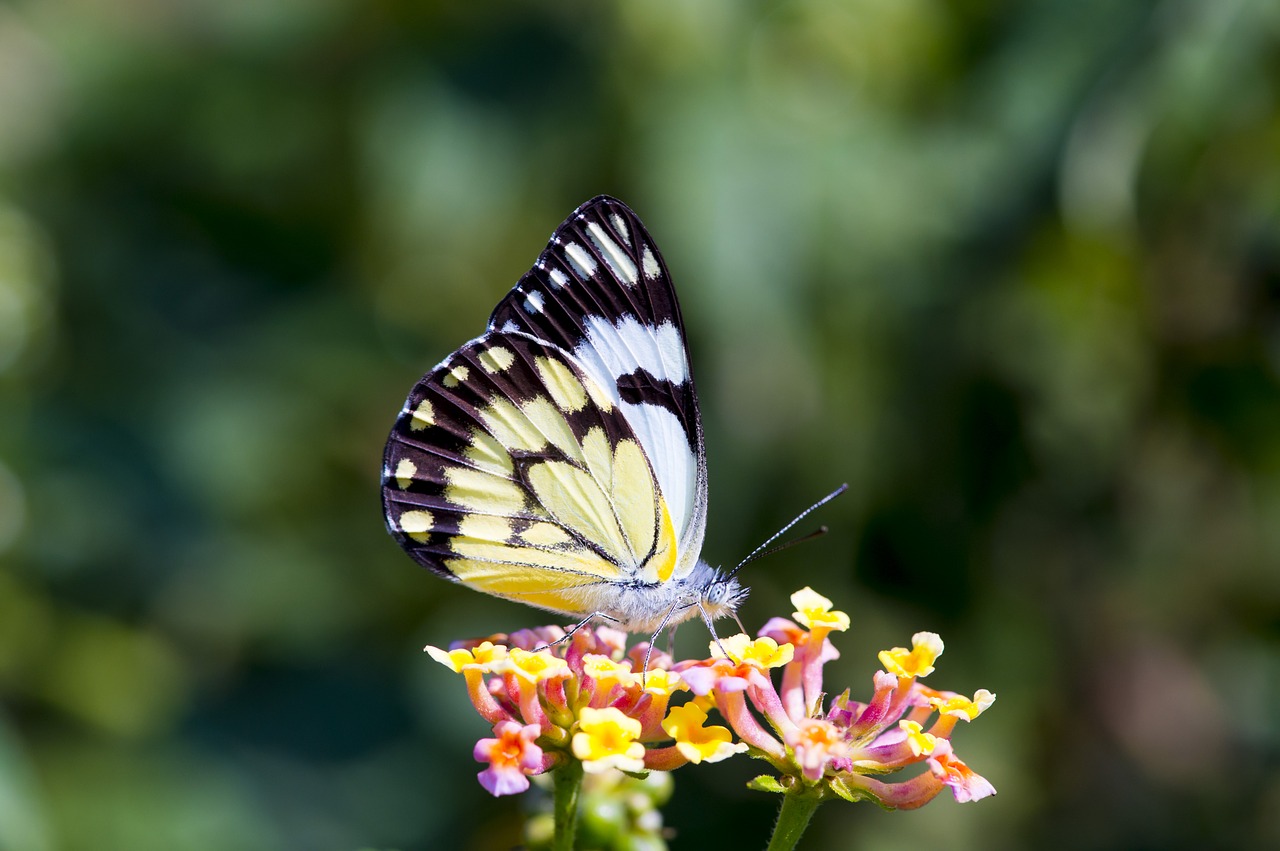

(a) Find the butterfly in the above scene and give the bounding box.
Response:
[381,196,748,637]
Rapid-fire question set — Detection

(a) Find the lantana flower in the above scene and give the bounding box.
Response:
[425,624,739,796]
[676,587,997,811]
[428,587,994,850]
[475,720,544,796]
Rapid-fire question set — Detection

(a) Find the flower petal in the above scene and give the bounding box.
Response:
[878,632,944,679]
[790,587,851,633]
[474,721,544,797]
[572,707,647,774]
[661,703,746,765]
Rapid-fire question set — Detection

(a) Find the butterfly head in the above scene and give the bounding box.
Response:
[658,560,749,636]
[698,566,750,624]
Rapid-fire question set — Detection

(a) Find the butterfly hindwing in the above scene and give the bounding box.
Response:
[382,332,681,618]
[487,196,708,581]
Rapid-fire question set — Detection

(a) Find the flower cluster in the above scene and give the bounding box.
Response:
[426,624,745,797]
[677,588,996,808]
[428,587,995,813]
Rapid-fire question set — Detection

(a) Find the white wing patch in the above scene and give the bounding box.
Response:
[549,268,569,288]
[642,246,660,279]
[572,314,695,540]
[578,315,688,386]
[652,322,688,383]
[587,222,639,285]
[565,242,597,278]
[523,290,546,314]
[611,214,630,244]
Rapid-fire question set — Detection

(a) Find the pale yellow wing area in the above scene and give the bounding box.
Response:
[382,332,679,617]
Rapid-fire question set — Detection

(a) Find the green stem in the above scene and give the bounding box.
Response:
[765,792,822,851]
[550,759,584,851]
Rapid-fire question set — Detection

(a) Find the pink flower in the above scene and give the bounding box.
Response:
[928,739,997,803]
[698,588,997,811]
[785,717,848,782]
[428,625,699,795]
[474,721,545,797]
[429,588,995,811]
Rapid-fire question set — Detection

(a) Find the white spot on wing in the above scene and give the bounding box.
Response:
[565,242,597,278]
[549,268,569,288]
[587,222,638,285]
[524,290,546,314]
[642,246,660,279]
[611,214,630,245]
[500,320,519,333]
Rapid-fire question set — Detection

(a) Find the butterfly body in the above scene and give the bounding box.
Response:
[382,197,746,634]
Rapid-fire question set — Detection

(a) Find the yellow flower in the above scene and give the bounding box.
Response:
[582,654,638,690]
[711,634,795,669]
[929,689,996,721]
[572,707,646,774]
[507,647,571,684]
[424,641,509,673]
[790,587,851,633]
[900,720,938,757]
[878,632,944,679]
[639,667,685,697]
[661,703,746,765]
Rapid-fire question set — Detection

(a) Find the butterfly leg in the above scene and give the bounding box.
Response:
[639,599,692,685]
[664,621,679,656]
[533,611,621,653]
[697,602,734,661]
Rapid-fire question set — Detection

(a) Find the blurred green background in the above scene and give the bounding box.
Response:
[2,1,1279,849]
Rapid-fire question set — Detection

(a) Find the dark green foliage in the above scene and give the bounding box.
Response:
[1,2,1278,849]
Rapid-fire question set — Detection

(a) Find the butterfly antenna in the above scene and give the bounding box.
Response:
[727,483,849,580]
[745,524,830,563]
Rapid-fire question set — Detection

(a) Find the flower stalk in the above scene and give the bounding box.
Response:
[766,791,823,851]
[550,758,582,851]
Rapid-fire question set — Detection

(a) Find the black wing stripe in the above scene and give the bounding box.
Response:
[483,197,706,566]
[382,330,667,579]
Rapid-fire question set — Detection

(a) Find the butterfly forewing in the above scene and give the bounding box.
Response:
[487,197,708,580]
[382,332,682,618]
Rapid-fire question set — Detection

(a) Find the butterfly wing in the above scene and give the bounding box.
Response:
[382,332,682,619]
[487,196,708,581]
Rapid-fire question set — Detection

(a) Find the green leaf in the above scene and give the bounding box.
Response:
[827,777,860,803]
[747,774,786,794]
